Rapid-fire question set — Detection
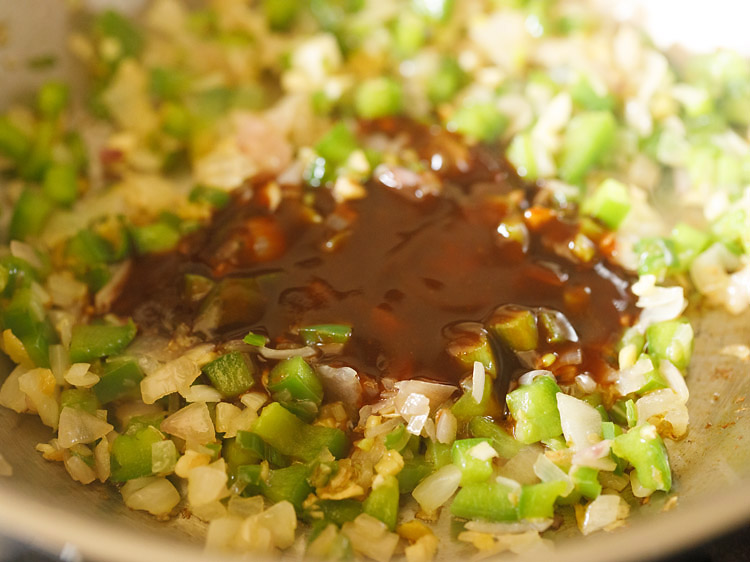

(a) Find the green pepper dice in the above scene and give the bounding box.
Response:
[267,356,324,422]
[506,375,563,444]
[612,423,672,492]
[252,402,348,462]
[69,320,137,363]
[451,480,520,522]
[202,351,255,397]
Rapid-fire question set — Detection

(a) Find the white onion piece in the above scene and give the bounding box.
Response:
[9,240,43,269]
[400,393,430,435]
[188,460,229,507]
[575,374,597,394]
[258,345,316,359]
[141,349,208,405]
[342,514,399,562]
[94,260,132,313]
[556,393,602,450]
[632,275,686,329]
[122,477,181,516]
[0,366,28,413]
[468,441,498,462]
[435,408,458,444]
[471,361,486,403]
[161,402,215,444]
[412,464,462,513]
[572,440,617,471]
[615,355,654,397]
[64,363,99,388]
[227,495,265,518]
[580,495,628,535]
[64,451,96,485]
[659,360,689,403]
[57,407,114,448]
[18,369,59,429]
[533,454,573,496]
[636,389,689,436]
[255,501,297,549]
[179,384,223,403]
[394,380,456,411]
[316,364,362,418]
[518,370,554,386]
[206,516,243,551]
[497,445,543,485]
[94,438,110,482]
[46,272,87,308]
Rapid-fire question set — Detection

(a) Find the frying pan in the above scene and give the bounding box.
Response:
[1,2,749,561]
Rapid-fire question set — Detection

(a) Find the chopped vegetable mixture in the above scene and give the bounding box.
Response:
[1,0,749,560]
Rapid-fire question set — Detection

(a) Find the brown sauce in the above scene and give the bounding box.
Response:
[113,119,637,387]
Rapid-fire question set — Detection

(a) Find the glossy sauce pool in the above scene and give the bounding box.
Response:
[113,119,637,393]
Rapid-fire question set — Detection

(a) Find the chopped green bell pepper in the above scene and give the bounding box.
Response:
[267,356,324,422]
[363,475,399,530]
[69,320,137,364]
[646,319,693,371]
[202,351,255,397]
[612,423,671,492]
[451,479,519,522]
[468,417,523,459]
[94,358,144,404]
[110,425,163,482]
[253,402,348,462]
[451,438,495,485]
[519,480,568,519]
[506,375,562,444]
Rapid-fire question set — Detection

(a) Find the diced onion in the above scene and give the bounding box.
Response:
[227,495,265,518]
[94,438,111,482]
[615,355,654,396]
[179,384,223,403]
[533,453,573,496]
[635,389,689,437]
[579,494,628,535]
[188,460,228,507]
[63,451,96,485]
[556,393,602,450]
[206,516,243,551]
[412,464,462,513]
[471,361,486,403]
[518,370,554,386]
[0,366,28,413]
[342,513,400,562]
[394,380,456,411]
[258,345,316,359]
[659,360,689,403]
[316,364,362,418]
[64,363,99,388]
[122,476,181,516]
[161,402,216,445]
[255,501,297,549]
[141,355,202,405]
[632,275,686,329]
[57,407,114,448]
[435,408,458,444]
[468,441,498,462]
[571,440,617,471]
